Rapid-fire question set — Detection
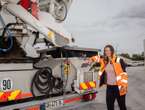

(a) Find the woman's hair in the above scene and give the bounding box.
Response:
[103,44,115,63]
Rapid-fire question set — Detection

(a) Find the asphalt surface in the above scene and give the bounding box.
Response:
[61,66,145,110]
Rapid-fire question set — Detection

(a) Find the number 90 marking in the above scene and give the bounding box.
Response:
[0,78,13,91]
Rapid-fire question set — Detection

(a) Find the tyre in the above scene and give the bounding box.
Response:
[82,93,96,101]
[54,0,68,22]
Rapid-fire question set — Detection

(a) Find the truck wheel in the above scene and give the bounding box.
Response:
[82,93,96,101]
[54,0,67,21]
[91,92,96,100]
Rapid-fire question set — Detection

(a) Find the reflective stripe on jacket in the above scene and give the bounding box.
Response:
[90,55,128,96]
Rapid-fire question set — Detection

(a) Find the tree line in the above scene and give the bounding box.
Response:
[119,52,144,61]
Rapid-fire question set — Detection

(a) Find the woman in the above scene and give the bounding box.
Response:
[86,45,128,110]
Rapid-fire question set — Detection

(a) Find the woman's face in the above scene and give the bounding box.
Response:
[104,47,112,57]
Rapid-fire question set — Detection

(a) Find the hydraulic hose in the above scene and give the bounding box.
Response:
[31,67,63,97]
[0,14,13,53]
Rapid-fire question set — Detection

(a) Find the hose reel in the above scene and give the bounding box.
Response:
[31,67,63,97]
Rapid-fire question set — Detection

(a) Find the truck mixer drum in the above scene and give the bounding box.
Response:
[31,67,63,97]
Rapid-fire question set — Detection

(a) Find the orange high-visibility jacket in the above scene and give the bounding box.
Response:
[90,55,128,96]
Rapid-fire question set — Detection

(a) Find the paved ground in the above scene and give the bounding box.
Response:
[61,66,145,110]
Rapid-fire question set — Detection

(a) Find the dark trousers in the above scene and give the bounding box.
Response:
[106,85,127,110]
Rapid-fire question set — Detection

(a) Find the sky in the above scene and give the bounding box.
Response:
[64,0,145,54]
